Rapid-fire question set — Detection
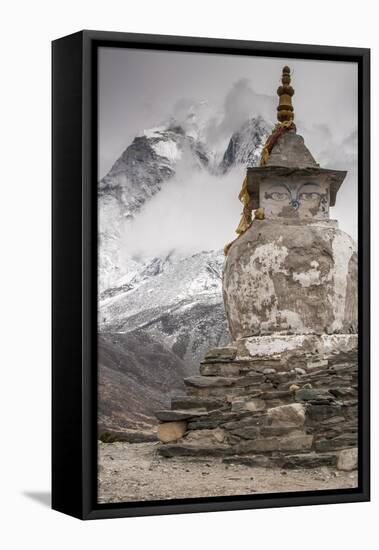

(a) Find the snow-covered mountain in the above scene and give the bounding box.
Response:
[99,250,229,371]
[221,116,271,171]
[99,124,211,208]
[98,124,215,290]
[99,116,269,289]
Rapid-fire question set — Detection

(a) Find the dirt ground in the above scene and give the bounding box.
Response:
[97,441,358,504]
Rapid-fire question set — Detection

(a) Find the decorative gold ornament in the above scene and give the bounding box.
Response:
[260,66,296,167]
[260,65,296,166]
[277,65,295,124]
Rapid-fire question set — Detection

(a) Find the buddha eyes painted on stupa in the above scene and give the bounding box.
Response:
[265,181,322,207]
[259,179,329,219]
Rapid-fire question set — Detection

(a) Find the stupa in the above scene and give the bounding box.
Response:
[156,67,358,471]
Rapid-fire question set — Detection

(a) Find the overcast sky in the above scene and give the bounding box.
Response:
[98,47,358,243]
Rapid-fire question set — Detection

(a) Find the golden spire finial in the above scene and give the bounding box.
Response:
[277,66,294,124]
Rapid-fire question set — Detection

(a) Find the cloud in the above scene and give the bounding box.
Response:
[119,153,246,260]
[299,122,358,241]
[163,79,276,155]
[205,79,276,149]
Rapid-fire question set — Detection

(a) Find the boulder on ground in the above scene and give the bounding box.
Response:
[337,447,358,471]
[158,421,187,443]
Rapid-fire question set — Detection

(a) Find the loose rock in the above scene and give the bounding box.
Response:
[337,448,358,471]
[158,421,187,443]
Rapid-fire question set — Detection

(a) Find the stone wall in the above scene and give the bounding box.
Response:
[156,338,358,471]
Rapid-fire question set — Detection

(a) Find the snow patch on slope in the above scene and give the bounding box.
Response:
[151,139,182,161]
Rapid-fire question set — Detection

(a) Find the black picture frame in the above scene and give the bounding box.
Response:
[52,30,370,520]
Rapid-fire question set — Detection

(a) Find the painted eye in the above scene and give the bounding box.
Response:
[270,192,288,201]
[299,192,320,201]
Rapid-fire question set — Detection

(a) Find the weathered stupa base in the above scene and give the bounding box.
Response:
[156,335,358,470]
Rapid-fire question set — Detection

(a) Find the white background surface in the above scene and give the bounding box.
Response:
[1,0,376,547]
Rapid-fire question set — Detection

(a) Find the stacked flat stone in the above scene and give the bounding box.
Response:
[156,339,358,470]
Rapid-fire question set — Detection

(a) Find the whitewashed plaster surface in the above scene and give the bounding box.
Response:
[223,219,357,340]
[235,333,358,359]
